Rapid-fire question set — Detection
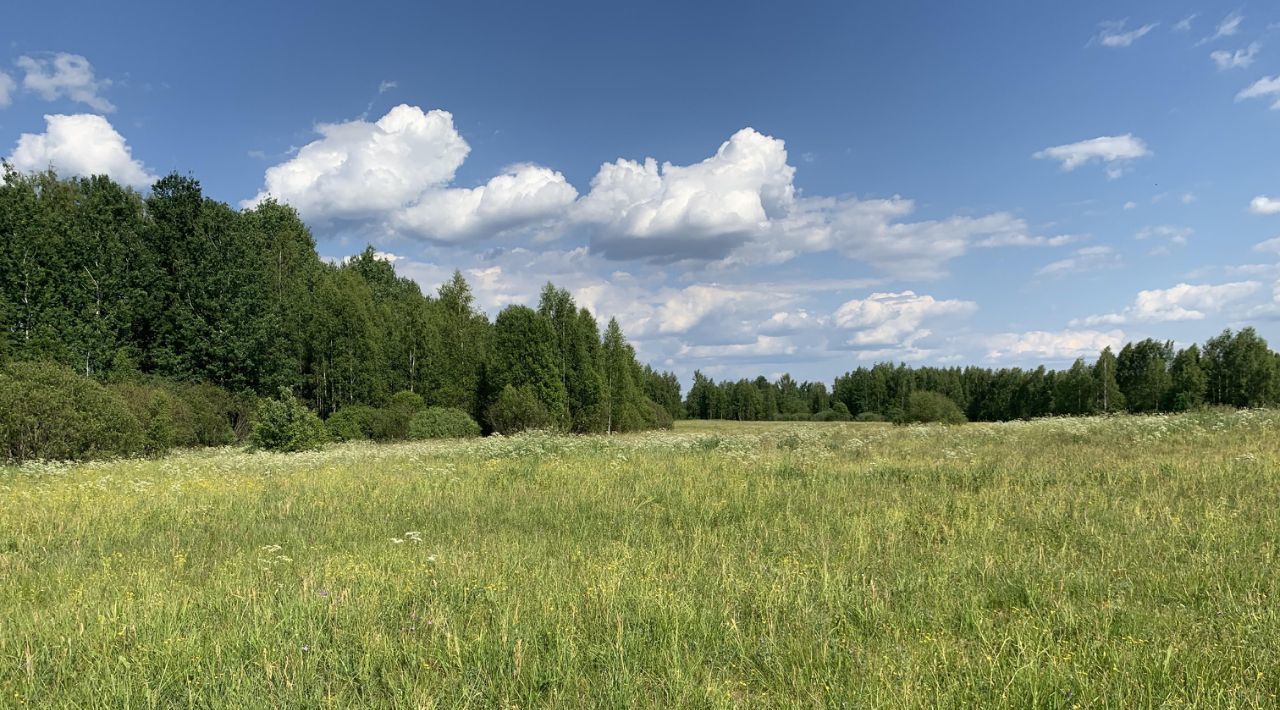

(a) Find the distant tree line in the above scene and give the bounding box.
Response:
[684,329,1280,423]
[0,168,676,460]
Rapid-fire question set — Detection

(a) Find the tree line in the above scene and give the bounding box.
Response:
[4,166,1280,458]
[684,328,1280,423]
[0,168,676,455]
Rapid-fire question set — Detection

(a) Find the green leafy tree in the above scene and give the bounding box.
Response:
[1167,345,1207,411]
[489,305,568,429]
[1093,346,1126,413]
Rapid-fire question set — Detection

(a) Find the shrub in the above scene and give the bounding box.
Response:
[855,411,886,422]
[250,390,328,452]
[903,391,967,425]
[181,382,254,445]
[0,361,144,461]
[487,385,553,435]
[640,399,675,431]
[110,381,187,454]
[408,407,481,439]
[326,405,378,442]
[832,401,851,417]
[371,390,426,440]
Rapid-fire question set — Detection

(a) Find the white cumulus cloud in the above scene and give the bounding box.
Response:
[245,105,469,219]
[575,127,1068,277]
[572,127,796,261]
[1033,134,1151,179]
[245,104,575,243]
[1071,281,1261,326]
[393,164,577,242]
[833,291,976,347]
[16,53,114,113]
[6,113,156,188]
[986,329,1126,361]
[1251,195,1280,214]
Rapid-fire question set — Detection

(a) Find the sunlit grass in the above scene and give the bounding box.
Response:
[3,411,1279,707]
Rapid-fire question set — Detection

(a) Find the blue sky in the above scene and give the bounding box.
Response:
[3,1,1280,383]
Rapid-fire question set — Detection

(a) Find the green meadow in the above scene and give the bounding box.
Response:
[3,412,1279,708]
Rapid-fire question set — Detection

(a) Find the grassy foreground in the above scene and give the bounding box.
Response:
[3,413,1279,708]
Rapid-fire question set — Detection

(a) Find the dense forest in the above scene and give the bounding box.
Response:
[0,168,676,460]
[686,329,1280,423]
[3,166,1280,461]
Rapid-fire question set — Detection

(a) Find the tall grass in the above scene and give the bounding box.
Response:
[3,411,1279,707]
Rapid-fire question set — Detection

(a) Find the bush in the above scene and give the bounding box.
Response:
[371,390,426,440]
[902,391,967,425]
[178,382,254,445]
[408,407,481,439]
[647,399,675,430]
[812,408,851,422]
[487,385,553,435]
[250,390,328,452]
[110,381,188,454]
[326,405,378,442]
[832,401,851,417]
[0,361,144,461]
[854,411,886,422]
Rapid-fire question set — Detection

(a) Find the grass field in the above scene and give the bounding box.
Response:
[3,412,1280,708]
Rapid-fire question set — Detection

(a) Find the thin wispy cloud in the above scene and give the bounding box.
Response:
[1094,19,1158,48]
[15,53,115,112]
[0,71,14,108]
[1237,76,1280,110]
[1198,11,1244,45]
[1211,42,1260,70]
[1037,246,1121,276]
[1173,14,1197,32]
[1136,225,1192,255]
[378,79,397,94]
[1033,134,1152,179]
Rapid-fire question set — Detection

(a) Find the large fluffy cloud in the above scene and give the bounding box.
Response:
[245,105,576,242]
[246,105,469,219]
[574,128,1068,277]
[392,164,577,242]
[572,128,795,261]
[1032,134,1151,179]
[833,291,975,347]
[16,53,114,113]
[1072,281,1260,326]
[6,113,156,188]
